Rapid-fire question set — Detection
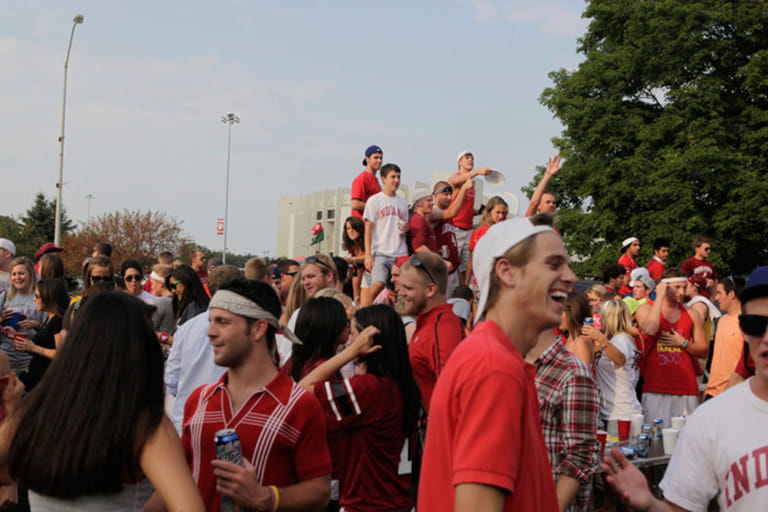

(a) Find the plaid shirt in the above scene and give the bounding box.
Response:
[533,337,601,512]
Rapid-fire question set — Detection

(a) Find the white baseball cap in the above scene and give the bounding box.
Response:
[473,218,555,319]
[0,238,16,256]
[456,150,472,162]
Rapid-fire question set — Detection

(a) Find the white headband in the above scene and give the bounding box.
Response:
[210,290,303,345]
[622,237,639,248]
[661,277,688,283]
[150,271,164,282]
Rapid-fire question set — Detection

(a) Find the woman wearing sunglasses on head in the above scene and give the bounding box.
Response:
[167,265,209,330]
[298,305,421,512]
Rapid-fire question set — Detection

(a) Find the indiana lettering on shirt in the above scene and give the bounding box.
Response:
[376,205,406,221]
[725,445,768,507]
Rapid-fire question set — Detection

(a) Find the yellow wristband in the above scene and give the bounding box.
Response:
[269,485,279,512]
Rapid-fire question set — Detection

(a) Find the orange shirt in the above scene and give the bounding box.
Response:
[704,314,743,397]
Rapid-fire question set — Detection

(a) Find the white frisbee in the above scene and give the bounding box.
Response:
[485,169,505,185]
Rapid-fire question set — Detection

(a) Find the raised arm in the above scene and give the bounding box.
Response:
[298,326,381,392]
[525,155,561,216]
[440,179,474,220]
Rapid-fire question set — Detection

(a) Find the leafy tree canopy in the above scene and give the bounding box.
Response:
[533,0,768,276]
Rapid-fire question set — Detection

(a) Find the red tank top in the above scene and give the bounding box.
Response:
[641,305,698,395]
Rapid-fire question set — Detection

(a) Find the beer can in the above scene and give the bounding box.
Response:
[636,434,650,457]
[583,317,594,327]
[653,418,664,439]
[215,429,242,512]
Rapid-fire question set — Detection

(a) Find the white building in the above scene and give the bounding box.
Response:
[276,173,520,259]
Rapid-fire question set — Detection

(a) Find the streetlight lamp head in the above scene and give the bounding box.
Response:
[73,14,84,24]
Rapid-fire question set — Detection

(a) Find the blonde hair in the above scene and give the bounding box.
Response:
[282,273,307,323]
[600,298,634,339]
[8,257,37,299]
[586,284,607,301]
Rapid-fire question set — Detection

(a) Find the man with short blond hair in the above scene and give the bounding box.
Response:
[398,252,463,410]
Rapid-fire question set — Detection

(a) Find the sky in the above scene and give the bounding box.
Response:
[0,0,589,256]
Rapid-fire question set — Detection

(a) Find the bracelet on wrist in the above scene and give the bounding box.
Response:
[680,338,689,349]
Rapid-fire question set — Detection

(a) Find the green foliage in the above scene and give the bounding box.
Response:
[537,0,768,276]
[8,193,75,259]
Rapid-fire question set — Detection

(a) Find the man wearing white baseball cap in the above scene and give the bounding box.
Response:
[418,217,576,512]
[0,238,16,294]
[447,150,491,283]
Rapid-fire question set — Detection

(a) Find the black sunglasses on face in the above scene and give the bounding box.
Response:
[409,254,436,284]
[90,276,114,283]
[739,314,768,337]
[123,275,141,282]
[283,271,298,277]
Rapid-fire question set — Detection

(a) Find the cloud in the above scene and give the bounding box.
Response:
[469,0,500,24]
[466,0,587,37]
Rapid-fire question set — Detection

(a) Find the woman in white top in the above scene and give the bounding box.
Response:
[583,298,642,422]
[0,292,204,512]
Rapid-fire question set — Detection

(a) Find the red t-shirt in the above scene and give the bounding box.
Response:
[409,303,464,411]
[645,257,666,281]
[350,171,382,219]
[640,305,698,395]
[448,172,476,230]
[618,253,638,274]
[407,212,437,254]
[734,344,755,378]
[433,219,460,271]
[468,224,490,252]
[182,371,332,512]
[417,320,559,512]
[315,374,412,512]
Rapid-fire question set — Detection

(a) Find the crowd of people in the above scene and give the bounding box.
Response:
[0,144,765,512]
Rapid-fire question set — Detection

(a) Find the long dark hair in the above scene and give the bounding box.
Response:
[342,216,365,254]
[291,297,348,381]
[8,292,165,498]
[169,264,209,318]
[36,279,70,317]
[354,305,421,434]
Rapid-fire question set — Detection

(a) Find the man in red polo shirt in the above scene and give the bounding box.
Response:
[418,217,574,512]
[397,252,464,411]
[181,278,331,512]
[448,150,491,283]
[681,237,718,298]
[645,237,670,281]
[350,145,383,219]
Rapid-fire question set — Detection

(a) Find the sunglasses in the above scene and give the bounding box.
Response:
[90,276,114,283]
[437,186,453,194]
[409,254,436,284]
[739,314,768,337]
[123,275,142,283]
[283,271,298,277]
[305,256,332,271]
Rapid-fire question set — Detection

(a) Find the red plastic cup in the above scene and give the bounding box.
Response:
[13,333,27,351]
[596,430,607,454]
[618,419,631,440]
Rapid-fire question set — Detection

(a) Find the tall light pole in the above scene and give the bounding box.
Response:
[85,193,94,223]
[220,113,239,264]
[54,14,85,247]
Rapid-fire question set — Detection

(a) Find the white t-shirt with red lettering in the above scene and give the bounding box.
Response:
[660,380,768,511]
[363,192,408,258]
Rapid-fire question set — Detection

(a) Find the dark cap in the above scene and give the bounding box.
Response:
[34,242,64,262]
[362,145,383,166]
[739,266,768,305]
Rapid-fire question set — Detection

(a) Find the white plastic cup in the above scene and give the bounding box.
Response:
[630,413,645,438]
[671,416,686,430]
[607,419,619,439]
[662,428,680,455]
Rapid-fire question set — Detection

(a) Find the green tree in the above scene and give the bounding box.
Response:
[15,193,75,259]
[535,0,768,276]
